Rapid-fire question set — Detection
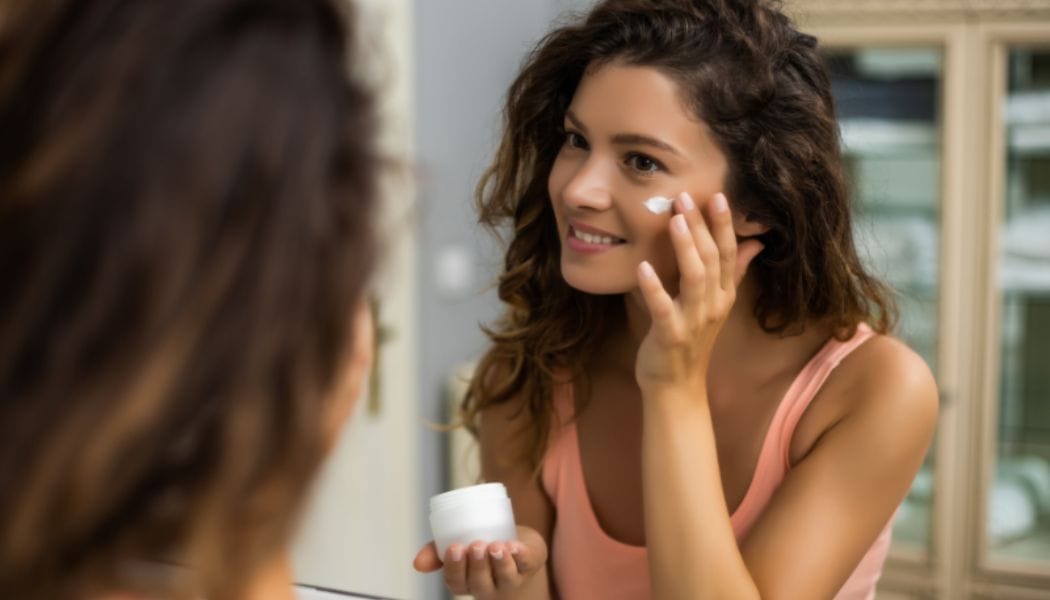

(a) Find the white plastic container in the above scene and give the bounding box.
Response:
[428,483,517,557]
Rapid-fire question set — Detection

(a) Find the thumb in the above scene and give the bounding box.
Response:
[412,541,442,573]
[734,238,765,288]
[508,525,549,574]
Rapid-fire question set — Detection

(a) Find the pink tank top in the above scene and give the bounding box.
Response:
[541,323,893,600]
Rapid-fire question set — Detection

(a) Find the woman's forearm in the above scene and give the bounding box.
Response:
[641,388,759,600]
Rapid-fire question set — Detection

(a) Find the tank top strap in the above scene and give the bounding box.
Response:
[776,323,876,469]
[542,369,577,502]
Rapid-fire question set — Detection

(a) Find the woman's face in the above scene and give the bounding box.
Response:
[548,62,730,296]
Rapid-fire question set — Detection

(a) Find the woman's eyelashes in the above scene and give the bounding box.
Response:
[561,129,667,177]
[624,152,664,177]
[564,130,589,150]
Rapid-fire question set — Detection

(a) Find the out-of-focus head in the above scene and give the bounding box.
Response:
[0,0,379,597]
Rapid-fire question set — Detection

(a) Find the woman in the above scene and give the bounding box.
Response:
[0,0,379,598]
[414,0,938,598]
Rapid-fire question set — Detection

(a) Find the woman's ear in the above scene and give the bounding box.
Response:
[732,211,770,238]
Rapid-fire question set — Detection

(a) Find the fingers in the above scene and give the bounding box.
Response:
[466,542,496,595]
[678,192,721,292]
[669,211,707,310]
[450,541,520,597]
[637,261,681,343]
[704,193,737,292]
[432,530,547,598]
[412,541,442,573]
[489,542,521,588]
[511,525,549,574]
[441,544,469,596]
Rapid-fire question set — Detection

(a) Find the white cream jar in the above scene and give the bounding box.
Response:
[429,482,517,557]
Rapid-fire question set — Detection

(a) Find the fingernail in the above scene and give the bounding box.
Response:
[673,214,688,233]
[713,193,729,213]
[680,192,695,211]
[471,545,486,560]
[509,543,522,555]
[449,546,463,561]
[490,548,504,560]
[639,261,656,279]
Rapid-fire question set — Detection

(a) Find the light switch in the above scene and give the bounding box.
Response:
[434,244,475,297]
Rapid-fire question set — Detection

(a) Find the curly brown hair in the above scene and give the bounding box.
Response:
[0,0,378,597]
[463,0,897,470]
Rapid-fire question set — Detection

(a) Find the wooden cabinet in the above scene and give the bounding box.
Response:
[793,1,1050,597]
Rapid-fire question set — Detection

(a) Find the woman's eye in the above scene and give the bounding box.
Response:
[565,131,589,150]
[627,153,661,174]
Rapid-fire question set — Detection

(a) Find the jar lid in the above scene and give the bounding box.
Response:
[429,482,509,513]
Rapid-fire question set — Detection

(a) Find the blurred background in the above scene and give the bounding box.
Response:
[290,1,1050,598]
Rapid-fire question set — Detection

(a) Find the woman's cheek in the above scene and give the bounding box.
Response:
[641,225,678,285]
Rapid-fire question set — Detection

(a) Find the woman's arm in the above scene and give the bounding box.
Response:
[641,342,936,599]
[634,192,937,599]
[736,338,936,597]
[641,390,754,599]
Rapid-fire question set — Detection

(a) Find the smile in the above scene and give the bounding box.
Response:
[566,224,626,254]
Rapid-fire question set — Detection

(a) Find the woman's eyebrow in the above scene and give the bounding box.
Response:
[611,133,682,157]
[565,109,682,157]
[565,109,589,132]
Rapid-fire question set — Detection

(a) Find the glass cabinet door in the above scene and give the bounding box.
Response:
[988,46,1050,569]
[823,47,943,556]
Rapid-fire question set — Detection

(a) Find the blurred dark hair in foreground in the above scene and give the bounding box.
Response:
[0,0,379,597]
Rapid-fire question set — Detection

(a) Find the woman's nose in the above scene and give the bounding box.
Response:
[562,159,614,211]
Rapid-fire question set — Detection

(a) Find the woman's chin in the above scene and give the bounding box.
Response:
[561,268,634,296]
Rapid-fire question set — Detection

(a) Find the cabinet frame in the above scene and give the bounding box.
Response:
[974,20,1050,588]
[798,5,1050,597]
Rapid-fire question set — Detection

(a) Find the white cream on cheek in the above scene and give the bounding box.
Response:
[643,195,674,215]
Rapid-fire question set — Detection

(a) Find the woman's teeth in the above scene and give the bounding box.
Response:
[572,228,620,245]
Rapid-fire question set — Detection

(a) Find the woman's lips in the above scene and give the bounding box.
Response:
[566,224,626,254]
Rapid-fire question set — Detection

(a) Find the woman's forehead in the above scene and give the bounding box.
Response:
[568,63,723,162]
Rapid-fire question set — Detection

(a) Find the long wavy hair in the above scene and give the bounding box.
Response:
[0,0,377,597]
[462,0,897,470]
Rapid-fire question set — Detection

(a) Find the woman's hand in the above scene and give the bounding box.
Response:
[634,192,764,393]
[412,525,548,599]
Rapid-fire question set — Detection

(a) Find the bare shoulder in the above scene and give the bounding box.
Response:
[841,334,937,403]
[792,333,937,466]
[834,333,939,442]
[745,334,939,597]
